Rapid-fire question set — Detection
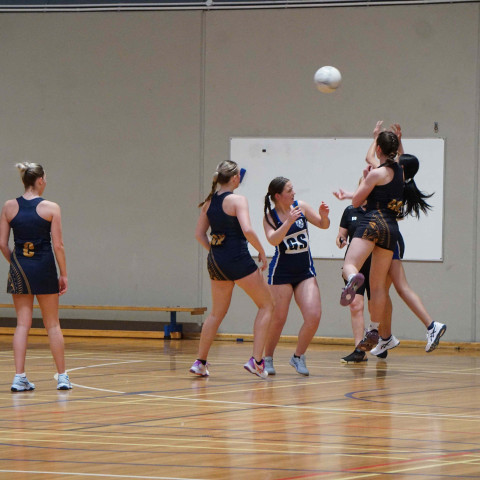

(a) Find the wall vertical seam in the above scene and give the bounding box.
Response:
[473,3,480,341]
[198,11,207,311]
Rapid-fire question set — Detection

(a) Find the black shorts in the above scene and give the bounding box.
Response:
[353,210,399,252]
[207,249,258,281]
[270,272,316,288]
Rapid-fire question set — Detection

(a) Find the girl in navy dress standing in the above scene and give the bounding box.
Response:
[263,177,330,375]
[0,163,71,391]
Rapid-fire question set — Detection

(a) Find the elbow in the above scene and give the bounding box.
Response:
[352,197,363,208]
[52,241,65,252]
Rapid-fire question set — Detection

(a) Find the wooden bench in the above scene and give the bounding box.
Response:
[0,304,207,339]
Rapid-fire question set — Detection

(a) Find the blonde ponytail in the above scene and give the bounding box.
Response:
[15,162,45,188]
[198,161,239,208]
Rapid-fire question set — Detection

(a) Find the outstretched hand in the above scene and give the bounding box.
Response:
[390,123,402,141]
[319,201,330,217]
[333,188,353,200]
[373,120,384,139]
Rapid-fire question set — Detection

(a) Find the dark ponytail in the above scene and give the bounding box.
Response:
[399,154,433,218]
[376,131,399,167]
[264,177,289,230]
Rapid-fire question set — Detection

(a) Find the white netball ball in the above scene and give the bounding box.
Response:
[314,66,342,93]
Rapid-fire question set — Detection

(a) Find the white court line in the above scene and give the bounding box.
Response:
[67,360,145,372]
[69,362,480,421]
[0,471,206,480]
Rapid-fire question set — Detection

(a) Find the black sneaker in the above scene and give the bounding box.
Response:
[341,350,367,364]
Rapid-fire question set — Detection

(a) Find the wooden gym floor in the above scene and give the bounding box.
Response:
[0,335,479,480]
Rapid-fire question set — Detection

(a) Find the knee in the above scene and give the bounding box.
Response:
[304,307,321,327]
[349,302,363,316]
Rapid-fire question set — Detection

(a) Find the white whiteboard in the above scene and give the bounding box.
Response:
[231,137,444,261]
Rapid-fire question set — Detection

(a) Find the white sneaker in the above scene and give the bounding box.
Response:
[289,354,309,376]
[57,373,73,390]
[11,375,35,392]
[371,335,400,357]
[264,356,276,375]
[426,322,447,352]
[190,360,209,376]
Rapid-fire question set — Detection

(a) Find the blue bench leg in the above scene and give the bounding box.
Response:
[164,312,183,338]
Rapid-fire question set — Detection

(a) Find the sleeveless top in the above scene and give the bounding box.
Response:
[268,201,315,282]
[366,162,404,217]
[10,197,52,252]
[207,192,250,254]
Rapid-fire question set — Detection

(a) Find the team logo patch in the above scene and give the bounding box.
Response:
[295,219,304,229]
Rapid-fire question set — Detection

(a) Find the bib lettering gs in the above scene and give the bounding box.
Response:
[283,228,309,254]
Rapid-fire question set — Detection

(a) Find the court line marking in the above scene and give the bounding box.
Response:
[0,471,207,480]
[64,362,480,420]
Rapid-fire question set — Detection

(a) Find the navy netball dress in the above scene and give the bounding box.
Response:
[353,162,404,251]
[206,192,258,281]
[7,197,59,295]
[268,201,316,286]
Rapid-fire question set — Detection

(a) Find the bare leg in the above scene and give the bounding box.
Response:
[12,294,34,374]
[197,280,235,360]
[293,277,321,356]
[264,284,293,357]
[378,275,393,339]
[235,269,274,362]
[342,238,375,279]
[37,294,66,373]
[390,259,432,328]
[369,247,394,327]
[349,294,366,346]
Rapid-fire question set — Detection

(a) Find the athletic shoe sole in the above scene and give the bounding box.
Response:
[356,330,379,352]
[340,273,365,306]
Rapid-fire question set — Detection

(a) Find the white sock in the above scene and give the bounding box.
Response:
[369,322,380,330]
[17,373,26,378]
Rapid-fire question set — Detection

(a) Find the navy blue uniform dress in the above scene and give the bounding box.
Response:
[206,192,258,281]
[7,197,59,295]
[268,201,316,287]
[353,162,404,251]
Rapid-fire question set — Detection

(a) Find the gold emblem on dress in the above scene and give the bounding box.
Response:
[211,234,226,246]
[387,199,403,214]
[23,242,35,257]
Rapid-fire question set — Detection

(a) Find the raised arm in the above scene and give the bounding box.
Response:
[366,120,384,168]
[263,205,302,246]
[390,123,404,157]
[352,167,382,208]
[300,200,330,229]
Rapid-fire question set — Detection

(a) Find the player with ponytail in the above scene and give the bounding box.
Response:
[190,160,274,379]
[340,127,404,353]
[0,162,71,391]
[262,177,330,376]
